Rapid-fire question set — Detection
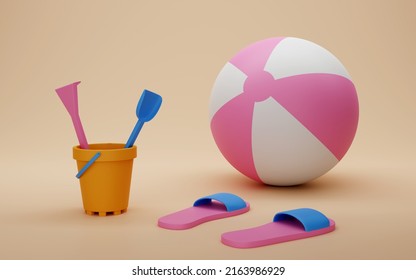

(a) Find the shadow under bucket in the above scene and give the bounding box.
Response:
[73,143,137,216]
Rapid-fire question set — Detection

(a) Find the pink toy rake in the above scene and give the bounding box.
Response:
[55,81,89,149]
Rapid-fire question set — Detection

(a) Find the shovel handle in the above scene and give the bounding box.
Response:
[125,120,144,148]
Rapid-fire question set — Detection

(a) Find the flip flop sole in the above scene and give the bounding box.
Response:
[158,201,250,230]
[158,194,250,230]
[221,208,335,248]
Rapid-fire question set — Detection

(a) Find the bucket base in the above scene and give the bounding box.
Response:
[85,209,127,217]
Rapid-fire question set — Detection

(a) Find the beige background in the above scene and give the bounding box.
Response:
[1,0,415,259]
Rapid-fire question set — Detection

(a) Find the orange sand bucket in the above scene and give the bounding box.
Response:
[73,143,137,216]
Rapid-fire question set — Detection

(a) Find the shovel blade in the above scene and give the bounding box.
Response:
[137,89,162,122]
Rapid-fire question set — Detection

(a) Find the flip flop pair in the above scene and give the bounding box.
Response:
[158,193,335,248]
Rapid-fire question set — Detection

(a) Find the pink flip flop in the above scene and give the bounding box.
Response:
[158,193,250,230]
[221,208,335,248]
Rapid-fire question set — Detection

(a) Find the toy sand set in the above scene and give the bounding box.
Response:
[56,81,161,216]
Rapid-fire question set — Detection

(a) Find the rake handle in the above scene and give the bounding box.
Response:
[72,114,89,149]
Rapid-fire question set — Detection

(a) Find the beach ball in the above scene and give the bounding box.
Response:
[209,37,359,186]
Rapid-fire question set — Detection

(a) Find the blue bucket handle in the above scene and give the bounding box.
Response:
[75,152,101,179]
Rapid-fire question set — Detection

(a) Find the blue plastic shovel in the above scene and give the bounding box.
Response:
[125,89,162,148]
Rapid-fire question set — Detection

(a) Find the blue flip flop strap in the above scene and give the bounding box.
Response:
[273,208,330,232]
[193,193,247,212]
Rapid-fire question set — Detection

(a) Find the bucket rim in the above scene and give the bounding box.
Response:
[73,143,137,162]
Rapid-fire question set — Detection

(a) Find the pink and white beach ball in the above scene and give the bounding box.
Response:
[209,37,359,186]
